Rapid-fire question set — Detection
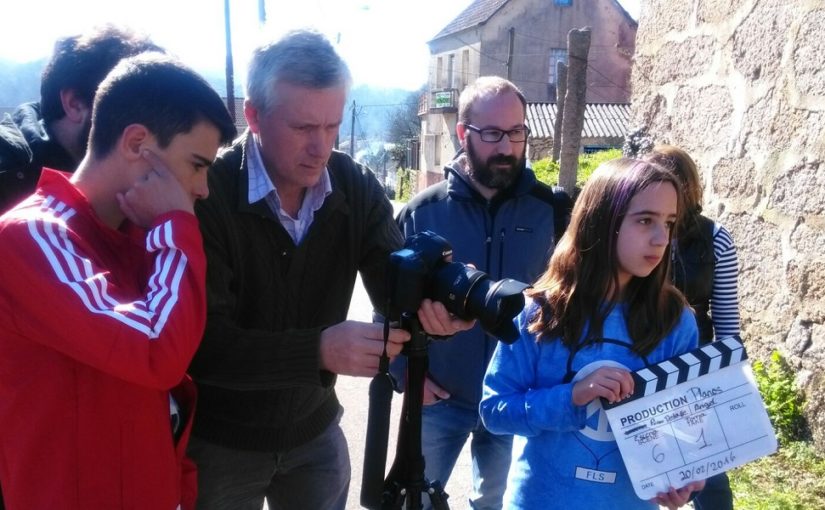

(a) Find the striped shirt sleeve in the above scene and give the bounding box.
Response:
[710,223,741,339]
[1,198,206,389]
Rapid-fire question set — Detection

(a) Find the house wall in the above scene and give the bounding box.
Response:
[477,0,636,103]
[632,0,825,450]
[419,112,459,178]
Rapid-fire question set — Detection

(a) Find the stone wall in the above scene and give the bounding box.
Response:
[632,0,825,449]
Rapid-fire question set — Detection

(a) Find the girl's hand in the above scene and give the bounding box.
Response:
[571,366,634,406]
[652,480,705,509]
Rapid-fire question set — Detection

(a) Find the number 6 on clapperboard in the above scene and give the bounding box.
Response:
[601,336,778,500]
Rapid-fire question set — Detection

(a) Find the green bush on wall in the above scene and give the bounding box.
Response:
[753,351,807,445]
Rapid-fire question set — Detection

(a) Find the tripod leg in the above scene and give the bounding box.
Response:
[379,315,451,510]
[426,480,450,510]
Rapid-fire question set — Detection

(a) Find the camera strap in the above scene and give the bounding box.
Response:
[379,305,391,374]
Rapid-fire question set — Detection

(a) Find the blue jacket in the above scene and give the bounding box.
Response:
[390,157,563,409]
[480,301,699,509]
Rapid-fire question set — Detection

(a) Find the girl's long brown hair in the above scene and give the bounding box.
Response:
[527,158,688,356]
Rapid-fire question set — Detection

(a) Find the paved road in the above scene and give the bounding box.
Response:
[339,274,473,509]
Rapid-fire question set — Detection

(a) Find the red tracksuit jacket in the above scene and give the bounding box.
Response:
[0,170,205,509]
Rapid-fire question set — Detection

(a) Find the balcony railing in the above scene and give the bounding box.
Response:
[418,88,459,115]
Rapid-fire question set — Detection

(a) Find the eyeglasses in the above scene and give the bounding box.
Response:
[464,124,531,143]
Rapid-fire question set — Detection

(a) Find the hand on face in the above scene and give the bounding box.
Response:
[116,149,195,228]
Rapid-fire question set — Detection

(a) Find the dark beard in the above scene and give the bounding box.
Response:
[466,136,526,190]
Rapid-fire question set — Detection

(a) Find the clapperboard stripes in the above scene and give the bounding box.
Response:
[602,336,746,410]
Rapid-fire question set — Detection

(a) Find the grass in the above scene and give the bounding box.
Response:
[729,441,825,509]
[728,351,823,509]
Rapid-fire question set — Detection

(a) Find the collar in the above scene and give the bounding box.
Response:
[33,168,145,245]
[245,134,332,209]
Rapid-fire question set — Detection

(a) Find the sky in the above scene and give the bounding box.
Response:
[0,0,640,91]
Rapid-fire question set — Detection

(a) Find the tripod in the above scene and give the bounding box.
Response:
[361,312,450,510]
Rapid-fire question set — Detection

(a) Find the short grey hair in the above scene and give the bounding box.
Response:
[246,29,352,114]
[458,76,526,125]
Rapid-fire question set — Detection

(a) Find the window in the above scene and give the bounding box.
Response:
[461,49,470,90]
[548,48,568,85]
[436,56,444,88]
[447,54,455,89]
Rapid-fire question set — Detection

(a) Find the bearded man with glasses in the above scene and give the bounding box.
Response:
[391,76,572,510]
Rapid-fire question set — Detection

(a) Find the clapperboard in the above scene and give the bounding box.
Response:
[602,336,777,499]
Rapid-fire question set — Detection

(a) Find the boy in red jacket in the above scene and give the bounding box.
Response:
[0,53,235,510]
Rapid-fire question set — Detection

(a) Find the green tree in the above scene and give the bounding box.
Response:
[386,86,424,167]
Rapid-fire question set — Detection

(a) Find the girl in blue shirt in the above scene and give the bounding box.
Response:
[480,158,705,509]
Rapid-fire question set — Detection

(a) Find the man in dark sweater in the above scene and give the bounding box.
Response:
[188,29,470,510]
[0,25,162,213]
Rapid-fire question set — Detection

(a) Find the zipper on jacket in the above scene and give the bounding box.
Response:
[484,203,494,273]
[498,228,506,280]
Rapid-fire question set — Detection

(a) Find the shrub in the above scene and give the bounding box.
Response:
[395,168,417,203]
[532,148,623,189]
[752,351,807,445]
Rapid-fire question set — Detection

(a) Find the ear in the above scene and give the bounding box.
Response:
[244,99,260,134]
[456,122,468,147]
[118,124,152,162]
[59,89,91,125]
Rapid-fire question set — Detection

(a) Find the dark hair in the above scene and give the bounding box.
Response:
[40,25,163,124]
[246,29,351,114]
[88,53,236,158]
[528,158,687,356]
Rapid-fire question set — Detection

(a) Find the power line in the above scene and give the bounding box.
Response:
[586,63,631,94]
[356,102,418,108]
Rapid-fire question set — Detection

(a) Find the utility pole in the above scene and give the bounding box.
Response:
[552,61,567,162]
[224,0,235,123]
[506,27,515,80]
[559,27,591,193]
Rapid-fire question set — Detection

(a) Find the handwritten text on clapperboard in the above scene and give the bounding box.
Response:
[602,337,778,500]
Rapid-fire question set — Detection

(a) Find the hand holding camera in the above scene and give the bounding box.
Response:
[319,321,410,378]
[415,298,475,338]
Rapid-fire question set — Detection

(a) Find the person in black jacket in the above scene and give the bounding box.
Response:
[187,29,471,510]
[0,25,162,213]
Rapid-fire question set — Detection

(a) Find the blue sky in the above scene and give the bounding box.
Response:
[0,0,640,90]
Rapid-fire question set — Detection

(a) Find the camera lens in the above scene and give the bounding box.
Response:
[431,263,529,343]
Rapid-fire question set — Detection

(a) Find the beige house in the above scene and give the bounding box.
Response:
[417,0,636,186]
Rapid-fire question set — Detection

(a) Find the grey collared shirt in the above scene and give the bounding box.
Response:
[246,135,332,244]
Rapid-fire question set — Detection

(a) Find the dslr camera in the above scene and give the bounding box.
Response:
[387,230,528,342]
